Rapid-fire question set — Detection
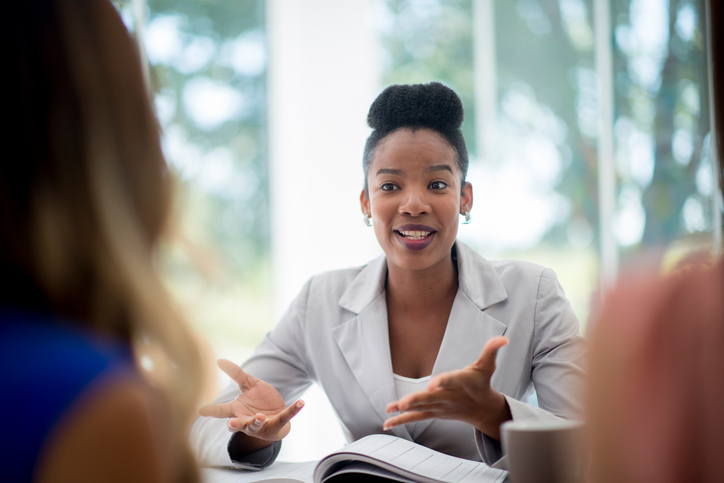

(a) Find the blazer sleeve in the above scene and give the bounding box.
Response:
[476,267,587,467]
[188,279,316,469]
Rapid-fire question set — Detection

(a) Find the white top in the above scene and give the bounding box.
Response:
[392,373,431,400]
[392,373,432,435]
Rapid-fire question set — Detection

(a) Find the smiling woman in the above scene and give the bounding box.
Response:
[362,128,472,271]
[190,82,587,470]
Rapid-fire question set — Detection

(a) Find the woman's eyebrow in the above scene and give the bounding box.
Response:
[375,165,452,176]
[426,164,453,174]
[376,168,402,176]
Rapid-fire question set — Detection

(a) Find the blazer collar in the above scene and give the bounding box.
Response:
[337,253,388,314]
[338,240,509,314]
[454,241,508,310]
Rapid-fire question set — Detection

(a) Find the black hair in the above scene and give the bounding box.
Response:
[362,82,469,191]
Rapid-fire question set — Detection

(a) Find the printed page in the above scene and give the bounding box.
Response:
[314,435,507,483]
[326,461,419,482]
[202,461,316,483]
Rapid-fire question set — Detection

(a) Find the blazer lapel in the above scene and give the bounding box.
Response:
[433,290,508,374]
[414,241,509,438]
[434,241,509,375]
[333,255,413,440]
[411,288,508,438]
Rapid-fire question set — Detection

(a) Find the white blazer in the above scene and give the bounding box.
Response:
[190,241,586,468]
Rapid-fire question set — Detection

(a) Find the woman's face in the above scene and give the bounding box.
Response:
[360,128,472,274]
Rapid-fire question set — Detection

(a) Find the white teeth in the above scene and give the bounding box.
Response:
[399,230,431,240]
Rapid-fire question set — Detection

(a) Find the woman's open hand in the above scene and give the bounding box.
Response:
[198,359,304,443]
[383,336,511,440]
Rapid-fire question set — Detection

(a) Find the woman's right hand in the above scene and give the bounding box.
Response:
[198,359,304,442]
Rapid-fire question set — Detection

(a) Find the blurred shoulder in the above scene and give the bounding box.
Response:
[597,255,724,335]
[36,378,173,483]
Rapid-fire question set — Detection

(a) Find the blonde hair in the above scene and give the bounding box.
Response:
[1,0,202,480]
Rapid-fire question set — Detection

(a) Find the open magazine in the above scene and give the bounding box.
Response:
[202,434,508,483]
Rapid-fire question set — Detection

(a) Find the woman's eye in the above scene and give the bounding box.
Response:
[381,183,399,191]
[429,181,448,190]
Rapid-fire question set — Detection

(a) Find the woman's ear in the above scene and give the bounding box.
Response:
[360,188,370,216]
[461,182,473,213]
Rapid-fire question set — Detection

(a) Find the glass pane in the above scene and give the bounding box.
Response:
[378,0,477,153]
[485,0,599,328]
[144,0,271,361]
[611,0,716,269]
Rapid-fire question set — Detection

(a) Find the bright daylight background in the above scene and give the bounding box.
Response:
[114,0,721,463]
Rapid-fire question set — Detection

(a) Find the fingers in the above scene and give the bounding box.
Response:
[387,388,450,413]
[238,413,266,434]
[386,390,426,413]
[387,391,448,413]
[198,402,234,418]
[255,400,304,437]
[383,411,435,430]
[217,359,255,389]
[470,336,508,374]
[392,400,447,414]
[427,371,467,391]
[386,400,400,414]
[275,399,305,427]
[227,400,305,439]
[226,415,258,433]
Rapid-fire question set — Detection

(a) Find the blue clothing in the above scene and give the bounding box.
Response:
[0,310,134,482]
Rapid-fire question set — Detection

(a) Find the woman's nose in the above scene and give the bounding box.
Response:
[399,188,430,216]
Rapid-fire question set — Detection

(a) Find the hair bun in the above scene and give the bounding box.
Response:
[366,82,463,133]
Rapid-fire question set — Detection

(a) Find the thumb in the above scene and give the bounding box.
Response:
[217,358,255,389]
[470,336,508,375]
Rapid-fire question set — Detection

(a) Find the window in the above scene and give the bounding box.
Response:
[115,0,272,365]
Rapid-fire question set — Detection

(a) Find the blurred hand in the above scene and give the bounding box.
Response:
[383,336,511,440]
[198,359,304,442]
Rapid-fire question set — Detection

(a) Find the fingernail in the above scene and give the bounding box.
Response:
[296,400,304,408]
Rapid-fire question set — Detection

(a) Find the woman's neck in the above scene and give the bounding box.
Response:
[385,253,459,312]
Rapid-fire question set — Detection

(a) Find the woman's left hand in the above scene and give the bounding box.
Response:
[383,336,512,441]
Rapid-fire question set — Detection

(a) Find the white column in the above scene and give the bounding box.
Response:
[594,0,618,290]
[267,1,382,461]
[267,0,382,319]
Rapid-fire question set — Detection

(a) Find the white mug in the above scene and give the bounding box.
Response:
[501,419,587,483]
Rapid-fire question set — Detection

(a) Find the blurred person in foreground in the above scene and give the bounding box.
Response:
[587,254,724,483]
[0,1,204,481]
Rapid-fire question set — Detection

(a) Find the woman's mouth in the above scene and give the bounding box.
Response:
[396,229,432,240]
[394,225,435,250]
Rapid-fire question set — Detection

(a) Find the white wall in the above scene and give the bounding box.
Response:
[267,0,383,460]
[268,0,383,320]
